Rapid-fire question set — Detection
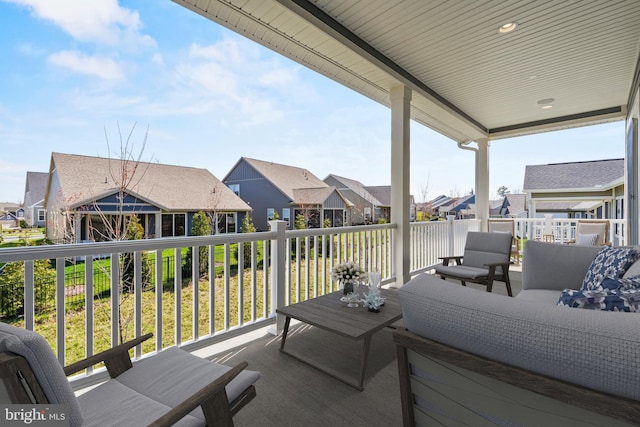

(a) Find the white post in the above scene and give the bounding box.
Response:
[268,220,287,335]
[475,138,490,230]
[155,212,162,238]
[390,85,411,288]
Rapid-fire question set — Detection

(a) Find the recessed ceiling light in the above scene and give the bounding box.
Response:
[537,98,555,105]
[542,105,553,109]
[498,22,518,33]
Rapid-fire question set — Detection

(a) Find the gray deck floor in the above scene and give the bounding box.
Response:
[206,270,523,426]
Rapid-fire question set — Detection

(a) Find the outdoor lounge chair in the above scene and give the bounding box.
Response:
[488,219,520,265]
[434,231,513,296]
[567,219,610,246]
[0,322,260,427]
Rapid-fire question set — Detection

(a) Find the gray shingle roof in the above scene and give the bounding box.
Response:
[242,158,328,201]
[523,159,623,191]
[326,174,383,205]
[364,186,391,206]
[49,153,250,212]
[292,187,337,205]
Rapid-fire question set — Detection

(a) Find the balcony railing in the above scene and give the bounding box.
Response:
[0,217,623,387]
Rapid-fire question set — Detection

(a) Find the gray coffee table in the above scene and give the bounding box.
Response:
[276,288,402,390]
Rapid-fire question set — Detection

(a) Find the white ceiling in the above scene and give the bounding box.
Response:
[173,0,640,143]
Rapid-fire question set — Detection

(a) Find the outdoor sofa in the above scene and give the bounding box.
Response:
[394,240,640,426]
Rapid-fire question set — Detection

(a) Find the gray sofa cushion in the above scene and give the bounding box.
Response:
[399,274,640,400]
[522,241,601,291]
[514,289,562,305]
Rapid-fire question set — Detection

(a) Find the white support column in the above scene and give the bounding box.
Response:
[475,138,490,230]
[390,85,411,287]
[268,220,287,335]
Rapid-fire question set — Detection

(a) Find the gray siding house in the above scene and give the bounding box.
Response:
[223,157,351,231]
[23,171,48,228]
[44,153,251,243]
[523,159,623,219]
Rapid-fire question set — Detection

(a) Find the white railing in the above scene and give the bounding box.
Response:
[512,217,626,246]
[2,216,621,385]
[409,219,481,274]
[0,222,402,372]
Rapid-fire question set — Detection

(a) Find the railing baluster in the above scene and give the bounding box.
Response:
[155,248,162,352]
[134,251,142,358]
[192,245,199,341]
[238,241,244,327]
[85,256,94,374]
[251,241,257,322]
[223,243,230,330]
[56,257,65,364]
[174,248,182,346]
[110,254,119,348]
[209,244,215,335]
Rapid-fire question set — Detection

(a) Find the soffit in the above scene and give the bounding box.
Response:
[174,0,640,142]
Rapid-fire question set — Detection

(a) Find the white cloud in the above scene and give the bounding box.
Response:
[5,0,155,48]
[172,38,310,126]
[48,50,124,81]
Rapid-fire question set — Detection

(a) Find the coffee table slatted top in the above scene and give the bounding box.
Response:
[276,288,402,340]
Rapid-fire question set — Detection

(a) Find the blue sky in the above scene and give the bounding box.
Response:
[0,0,625,204]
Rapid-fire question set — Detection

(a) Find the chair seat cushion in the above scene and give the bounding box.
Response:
[78,378,203,427]
[435,265,492,280]
[116,346,261,421]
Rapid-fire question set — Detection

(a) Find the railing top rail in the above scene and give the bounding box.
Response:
[285,223,395,238]
[0,231,277,263]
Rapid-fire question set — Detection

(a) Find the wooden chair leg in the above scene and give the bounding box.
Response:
[504,274,513,297]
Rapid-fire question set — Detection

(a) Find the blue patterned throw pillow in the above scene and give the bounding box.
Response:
[599,276,640,291]
[558,288,640,312]
[581,247,640,291]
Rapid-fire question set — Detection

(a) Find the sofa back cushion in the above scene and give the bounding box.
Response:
[522,241,601,291]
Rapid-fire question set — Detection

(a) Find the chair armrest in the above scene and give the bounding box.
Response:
[63,333,153,378]
[439,256,463,266]
[147,361,249,427]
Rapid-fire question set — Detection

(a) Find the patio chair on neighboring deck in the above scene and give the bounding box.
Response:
[488,219,520,265]
[567,219,610,246]
[0,322,260,427]
[435,231,514,296]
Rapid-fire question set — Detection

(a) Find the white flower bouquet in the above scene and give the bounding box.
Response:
[331,261,366,295]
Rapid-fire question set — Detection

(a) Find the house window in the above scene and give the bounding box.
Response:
[161,213,186,237]
[38,209,45,222]
[228,184,240,196]
[267,208,275,221]
[216,213,237,234]
[282,208,290,227]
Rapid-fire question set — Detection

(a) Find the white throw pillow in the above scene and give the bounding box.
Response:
[576,233,599,245]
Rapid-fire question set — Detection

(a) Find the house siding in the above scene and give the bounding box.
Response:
[225,160,292,231]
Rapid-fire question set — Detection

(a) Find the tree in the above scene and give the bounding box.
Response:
[497,186,510,197]
[184,211,212,279]
[0,259,56,319]
[83,123,154,344]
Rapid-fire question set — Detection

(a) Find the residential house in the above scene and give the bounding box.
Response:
[0,203,24,229]
[490,194,528,218]
[23,171,48,228]
[523,159,623,219]
[44,152,251,243]
[223,158,350,231]
[325,175,416,224]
